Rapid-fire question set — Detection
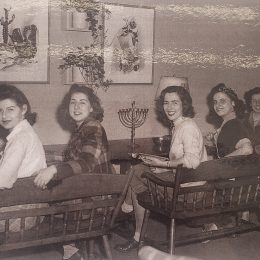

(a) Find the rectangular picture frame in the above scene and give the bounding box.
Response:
[0,0,49,82]
[104,4,155,84]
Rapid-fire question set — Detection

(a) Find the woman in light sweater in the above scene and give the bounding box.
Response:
[116,86,207,252]
[0,84,46,232]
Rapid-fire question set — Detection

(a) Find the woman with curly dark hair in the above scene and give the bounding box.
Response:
[115,86,207,252]
[156,85,195,128]
[35,84,114,189]
[154,86,204,169]
[35,84,114,259]
[206,83,253,158]
[243,87,260,151]
[205,84,254,229]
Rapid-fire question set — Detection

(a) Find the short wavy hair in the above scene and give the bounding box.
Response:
[206,83,246,128]
[156,85,195,127]
[57,84,104,131]
[244,87,260,112]
[0,83,37,125]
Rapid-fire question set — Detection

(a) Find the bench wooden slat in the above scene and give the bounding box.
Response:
[0,198,118,220]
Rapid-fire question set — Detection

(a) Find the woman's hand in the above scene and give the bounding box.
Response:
[140,155,167,168]
[205,132,215,146]
[34,165,57,189]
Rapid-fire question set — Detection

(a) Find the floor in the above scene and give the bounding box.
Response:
[111,217,260,260]
[1,217,260,260]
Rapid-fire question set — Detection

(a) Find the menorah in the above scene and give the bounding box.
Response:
[118,101,149,152]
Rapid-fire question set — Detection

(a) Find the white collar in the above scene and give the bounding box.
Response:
[6,120,30,141]
[173,116,186,127]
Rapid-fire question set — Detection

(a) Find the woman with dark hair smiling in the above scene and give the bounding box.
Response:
[115,85,207,252]
[34,84,113,187]
[207,83,253,158]
[156,85,195,128]
[0,84,46,232]
[204,84,253,229]
[34,84,113,260]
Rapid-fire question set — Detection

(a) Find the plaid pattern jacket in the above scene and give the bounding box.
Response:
[55,118,113,180]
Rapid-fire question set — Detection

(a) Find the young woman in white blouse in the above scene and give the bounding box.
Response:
[0,84,46,232]
[115,85,207,252]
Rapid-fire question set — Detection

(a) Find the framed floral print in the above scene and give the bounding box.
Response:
[104,4,154,84]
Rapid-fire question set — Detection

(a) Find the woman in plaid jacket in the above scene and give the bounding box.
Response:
[35,84,113,188]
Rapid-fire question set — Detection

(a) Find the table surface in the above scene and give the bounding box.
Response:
[109,138,170,160]
[44,137,170,162]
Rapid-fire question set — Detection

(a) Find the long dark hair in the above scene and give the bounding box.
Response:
[206,83,245,128]
[57,84,104,131]
[0,84,36,125]
[156,85,195,127]
[244,87,260,112]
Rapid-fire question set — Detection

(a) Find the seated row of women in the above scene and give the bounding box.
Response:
[0,83,114,259]
[0,82,259,257]
[0,83,259,202]
[116,83,260,252]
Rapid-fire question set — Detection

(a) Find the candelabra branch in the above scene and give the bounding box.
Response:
[118,101,149,152]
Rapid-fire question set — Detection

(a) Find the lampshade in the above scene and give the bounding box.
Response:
[155,76,189,100]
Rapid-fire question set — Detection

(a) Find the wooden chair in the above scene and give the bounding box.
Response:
[137,155,260,254]
[0,173,132,260]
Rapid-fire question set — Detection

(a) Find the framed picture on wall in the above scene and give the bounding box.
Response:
[104,4,154,84]
[0,0,49,82]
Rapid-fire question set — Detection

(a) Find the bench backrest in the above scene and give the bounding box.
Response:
[179,155,260,183]
[0,174,129,207]
[141,155,260,219]
[0,173,132,252]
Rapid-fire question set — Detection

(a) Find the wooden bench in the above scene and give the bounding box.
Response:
[137,155,260,254]
[0,173,132,259]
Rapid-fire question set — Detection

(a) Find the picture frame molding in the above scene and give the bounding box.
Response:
[103,3,155,84]
[0,0,50,83]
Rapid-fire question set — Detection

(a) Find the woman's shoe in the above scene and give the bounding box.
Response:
[114,238,139,252]
[202,223,218,232]
[121,201,134,213]
[201,223,218,244]
[63,244,80,260]
[241,211,250,222]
